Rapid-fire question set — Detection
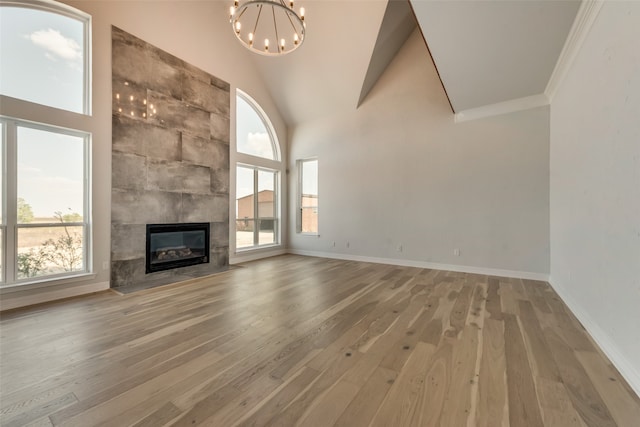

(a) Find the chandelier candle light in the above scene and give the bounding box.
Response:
[230,0,306,56]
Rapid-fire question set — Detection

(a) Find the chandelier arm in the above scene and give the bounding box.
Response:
[284,6,299,37]
[252,3,263,36]
[272,4,281,53]
[236,5,248,21]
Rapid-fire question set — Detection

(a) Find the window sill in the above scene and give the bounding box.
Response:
[0,272,97,294]
[235,243,282,254]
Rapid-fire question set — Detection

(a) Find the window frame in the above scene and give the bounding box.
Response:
[297,157,319,235]
[236,90,280,161]
[0,0,93,288]
[0,0,92,115]
[1,118,92,285]
[234,89,283,253]
[235,164,279,250]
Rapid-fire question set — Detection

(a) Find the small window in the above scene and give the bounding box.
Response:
[236,93,277,160]
[0,2,90,114]
[298,159,318,234]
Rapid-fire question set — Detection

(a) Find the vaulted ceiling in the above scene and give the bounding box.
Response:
[247,0,582,126]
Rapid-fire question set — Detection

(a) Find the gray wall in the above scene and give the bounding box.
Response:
[288,29,550,277]
[550,1,640,394]
[110,27,229,291]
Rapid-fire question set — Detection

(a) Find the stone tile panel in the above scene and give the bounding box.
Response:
[112,189,182,224]
[147,160,186,192]
[211,168,230,195]
[182,164,212,194]
[112,80,147,119]
[147,90,211,140]
[111,223,146,261]
[181,194,229,223]
[210,113,230,144]
[182,75,230,117]
[112,27,183,99]
[112,152,146,191]
[182,134,229,169]
[112,115,181,160]
[211,222,230,247]
[111,258,145,288]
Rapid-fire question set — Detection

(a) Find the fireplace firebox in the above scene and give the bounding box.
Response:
[146,223,210,273]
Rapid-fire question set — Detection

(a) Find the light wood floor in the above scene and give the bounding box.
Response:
[1,255,639,427]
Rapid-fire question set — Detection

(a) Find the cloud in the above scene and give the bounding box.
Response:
[28,28,82,64]
[246,132,274,159]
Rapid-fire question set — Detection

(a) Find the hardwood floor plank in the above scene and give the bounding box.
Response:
[504,314,544,427]
[440,325,480,426]
[536,377,589,427]
[296,379,360,426]
[476,318,508,427]
[234,366,321,427]
[485,277,504,321]
[262,350,362,426]
[1,392,77,427]
[369,342,436,427]
[334,367,397,427]
[576,350,640,427]
[410,339,454,426]
[130,402,182,427]
[518,300,562,382]
[543,328,617,427]
[0,255,637,426]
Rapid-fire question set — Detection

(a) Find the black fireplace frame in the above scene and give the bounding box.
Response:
[145,223,210,273]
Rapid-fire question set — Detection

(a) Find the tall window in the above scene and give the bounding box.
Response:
[235,90,281,251]
[298,158,318,234]
[0,1,91,285]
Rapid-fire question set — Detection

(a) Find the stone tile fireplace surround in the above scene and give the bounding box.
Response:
[111,27,230,291]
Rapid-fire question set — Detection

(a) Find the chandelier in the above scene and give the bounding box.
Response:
[230,0,306,56]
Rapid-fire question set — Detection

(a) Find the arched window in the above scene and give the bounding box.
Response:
[235,90,282,251]
[0,0,92,285]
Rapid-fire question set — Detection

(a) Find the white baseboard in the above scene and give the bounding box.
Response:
[230,247,287,265]
[548,277,640,398]
[287,249,549,281]
[0,281,110,312]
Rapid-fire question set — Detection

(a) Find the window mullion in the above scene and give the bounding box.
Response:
[253,168,259,246]
[5,121,18,282]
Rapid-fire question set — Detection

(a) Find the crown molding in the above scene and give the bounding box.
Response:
[545,0,604,102]
[454,93,549,123]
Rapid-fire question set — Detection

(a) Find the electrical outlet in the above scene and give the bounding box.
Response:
[454,248,460,256]
[397,244,403,252]
[102,261,109,270]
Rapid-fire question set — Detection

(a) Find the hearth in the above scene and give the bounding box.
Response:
[146,223,210,273]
